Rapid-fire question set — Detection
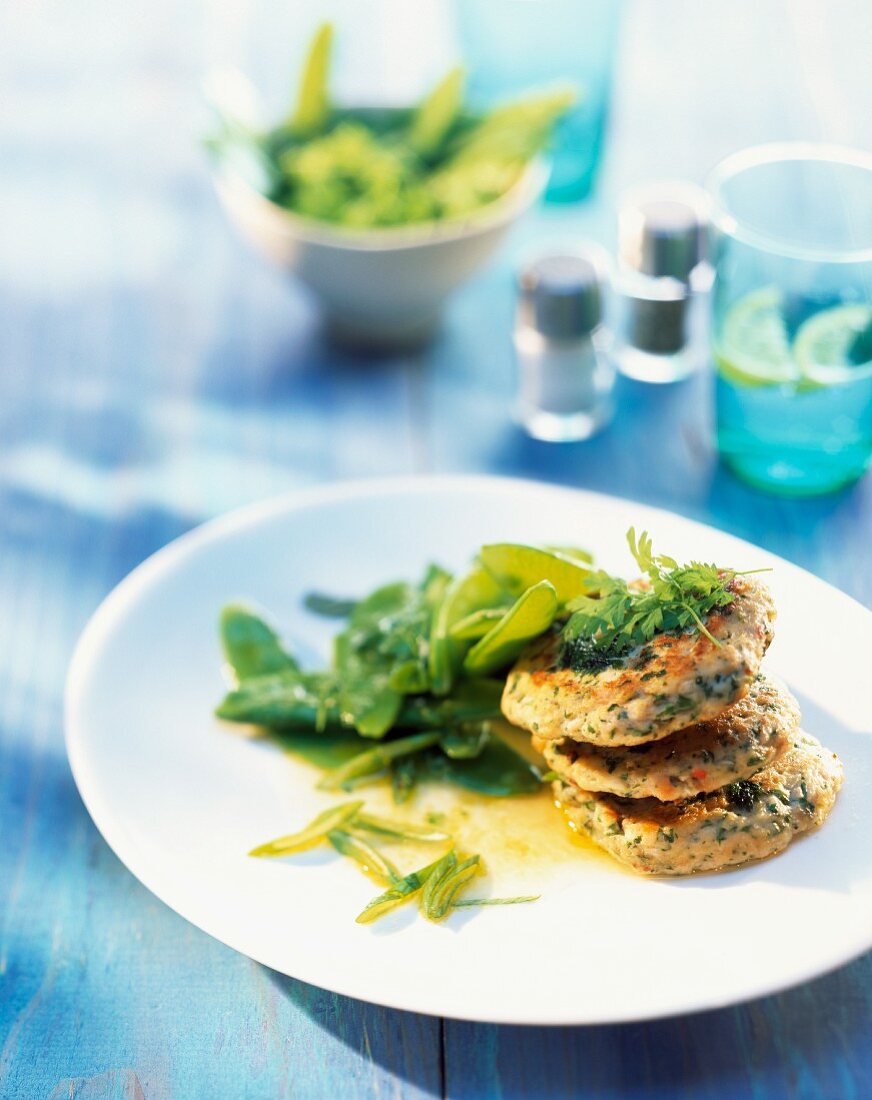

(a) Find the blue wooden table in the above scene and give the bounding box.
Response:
[2,2,871,1096]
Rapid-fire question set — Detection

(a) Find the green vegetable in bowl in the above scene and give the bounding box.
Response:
[208,21,575,229]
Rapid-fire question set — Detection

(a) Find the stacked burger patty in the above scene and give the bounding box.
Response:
[502,576,843,875]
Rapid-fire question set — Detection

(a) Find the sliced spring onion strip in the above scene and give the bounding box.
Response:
[327,830,401,884]
[248,800,363,858]
[353,812,452,843]
[422,855,482,921]
[355,852,452,925]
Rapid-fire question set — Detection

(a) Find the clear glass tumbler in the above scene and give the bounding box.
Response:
[708,143,872,496]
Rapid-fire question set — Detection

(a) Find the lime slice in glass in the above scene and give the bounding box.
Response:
[478,544,592,603]
[462,581,558,676]
[714,287,796,387]
[793,304,872,386]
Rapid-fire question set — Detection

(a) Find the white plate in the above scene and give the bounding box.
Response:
[66,476,872,1025]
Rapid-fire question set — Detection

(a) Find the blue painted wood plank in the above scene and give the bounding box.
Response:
[1,0,871,1098]
[446,957,872,1099]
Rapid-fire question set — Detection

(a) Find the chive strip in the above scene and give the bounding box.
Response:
[422,855,482,921]
[248,800,363,858]
[452,895,541,908]
[318,731,441,791]
[420,852,459,916]
[355,852,451,925]
[354,812,452,843]
[327,830,402,884]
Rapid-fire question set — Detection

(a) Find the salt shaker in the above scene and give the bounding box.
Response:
[614,184,712,383]
[514,251,614,442]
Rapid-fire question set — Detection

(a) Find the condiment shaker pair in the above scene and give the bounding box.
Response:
[515,184,710,442]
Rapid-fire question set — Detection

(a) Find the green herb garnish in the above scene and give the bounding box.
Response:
[249,800,537,926]
[725,780,765,812]
[562,528,767,659]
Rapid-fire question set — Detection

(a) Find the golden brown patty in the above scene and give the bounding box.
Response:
[537,674,798,801]
[554,732,842,876]
[502,576,776,746]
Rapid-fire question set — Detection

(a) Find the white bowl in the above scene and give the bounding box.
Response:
[214,160,547,350]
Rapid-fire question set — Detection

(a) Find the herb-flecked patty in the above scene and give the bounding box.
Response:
[502,576,776,746]
[536,674,798,801]
[554,732,842,875]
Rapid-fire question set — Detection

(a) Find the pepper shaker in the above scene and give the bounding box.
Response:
[614,184,712,383]
[514,251,614,442]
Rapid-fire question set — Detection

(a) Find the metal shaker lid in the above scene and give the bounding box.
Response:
[619,183,709,281]
[517,252,607,340]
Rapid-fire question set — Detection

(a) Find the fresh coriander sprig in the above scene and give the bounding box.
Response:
[562,528,768,658]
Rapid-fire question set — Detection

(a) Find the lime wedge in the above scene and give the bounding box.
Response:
[479,544,592,603]
[463,581,558,676]
[793,304,872,386]
[715,287,795,387]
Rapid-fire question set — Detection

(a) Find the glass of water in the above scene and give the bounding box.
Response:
[708,143,872,495]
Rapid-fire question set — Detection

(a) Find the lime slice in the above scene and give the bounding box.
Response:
[479,544,592,603]
[428,566,507,695]
[463,581,558,676]
[715,287,795,387]
[793,304,872,386]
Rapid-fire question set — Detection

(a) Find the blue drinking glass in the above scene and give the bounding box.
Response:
[454,0,622,203]
[708,144,872,496]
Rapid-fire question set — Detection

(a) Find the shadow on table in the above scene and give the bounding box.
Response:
[266,970,443,1099]
[440,953,872,1098]
[267,949,872,1100]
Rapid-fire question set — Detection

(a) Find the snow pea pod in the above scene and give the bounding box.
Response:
[409,66,464,160]
[215,670,338,728]
[479,543,593,603]
[422,735,541,796]
[429,567,507,695]
[463,581,558,675]
[290,22,332,137]
[400,679,503,726]
[448,608,506,640]
[220,605,299,680]
[216,673,501,732]
[303,592,357,618]
[439,724,489,760]
[318,731,441,791]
